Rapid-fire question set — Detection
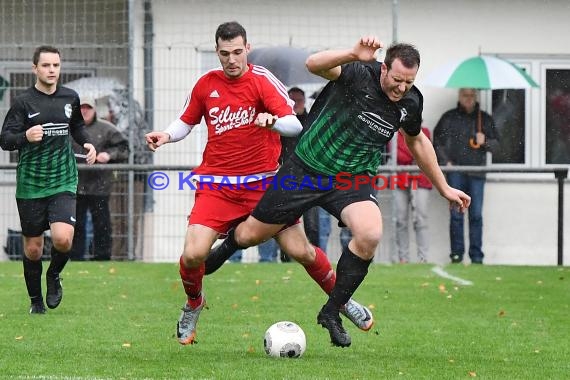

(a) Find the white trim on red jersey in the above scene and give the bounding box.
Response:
[251,65,295,109]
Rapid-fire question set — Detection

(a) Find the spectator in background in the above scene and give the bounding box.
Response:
[227,248,245,263]
[289,87,336,258]
[256,238,279,262]
[392,126,433,263]
[304,86,353,255]
[281,87,308,159]
[70,97,129,261]
[104,90,149,261]
[339,227,352,250]
[433,88,499,264]
[546,89,570,164]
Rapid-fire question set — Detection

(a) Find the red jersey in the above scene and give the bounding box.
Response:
[396,127,433,189]
[180,64,295,178]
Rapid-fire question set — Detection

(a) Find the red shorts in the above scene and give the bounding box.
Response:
[187,180,268,235]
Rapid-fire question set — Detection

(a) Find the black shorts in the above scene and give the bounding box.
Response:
[252,155,379,226]
[16,192,76,237]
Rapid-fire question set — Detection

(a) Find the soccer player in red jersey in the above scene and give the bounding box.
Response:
[145,21,373,346]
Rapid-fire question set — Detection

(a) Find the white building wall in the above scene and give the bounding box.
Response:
[400,0,570,129]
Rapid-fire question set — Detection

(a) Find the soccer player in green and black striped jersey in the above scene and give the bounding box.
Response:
[0,45,96,314]
[208,37,472,347]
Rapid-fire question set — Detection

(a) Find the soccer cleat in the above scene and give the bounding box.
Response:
[46,272,63,309]
[317,307,351,347]
[30,300,47,314]
[176,297,206,345]
[341,299,374,331]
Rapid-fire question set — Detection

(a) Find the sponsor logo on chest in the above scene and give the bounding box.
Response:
[209,105,256,135]
[358,111,395,138]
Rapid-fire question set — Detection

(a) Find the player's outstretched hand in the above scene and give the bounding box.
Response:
[83,143,97,165]
[354,36,383,62]
[145,132,170,152]
[444,187,471,213]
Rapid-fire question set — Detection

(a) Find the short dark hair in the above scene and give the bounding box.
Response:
[215,21,247,46]
[288,87,305,97]
[33,45,60,65]
[384,43,420,70]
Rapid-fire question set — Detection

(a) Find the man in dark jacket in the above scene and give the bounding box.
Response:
[70,96,129,260]
[433,88,499,264]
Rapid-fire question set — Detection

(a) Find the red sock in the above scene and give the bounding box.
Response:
[179,256,205,308]
[303,246,336,294]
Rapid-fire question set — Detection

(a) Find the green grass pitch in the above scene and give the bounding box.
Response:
[0,261,568,379]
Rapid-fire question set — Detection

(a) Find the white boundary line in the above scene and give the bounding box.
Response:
[431,266,474,286]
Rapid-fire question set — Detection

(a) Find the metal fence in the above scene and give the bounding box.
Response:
[1,164,566,266]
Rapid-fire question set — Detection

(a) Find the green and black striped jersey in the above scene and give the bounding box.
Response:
[295,61,423,176]
[0,85,87,199]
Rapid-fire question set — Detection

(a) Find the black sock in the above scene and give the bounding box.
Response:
[204,229,245,275]
[23,256,43,303]
[324,245,372,312]
[47,246,69,276]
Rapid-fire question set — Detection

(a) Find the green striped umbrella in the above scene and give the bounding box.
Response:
[422,55,538,89]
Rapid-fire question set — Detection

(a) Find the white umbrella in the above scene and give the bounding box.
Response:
[64,77,125,99]
[422,55,538,89]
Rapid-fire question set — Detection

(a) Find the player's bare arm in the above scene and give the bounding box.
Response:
[403,129,470,212]
[306,35,383,81]
[146,119,195,152]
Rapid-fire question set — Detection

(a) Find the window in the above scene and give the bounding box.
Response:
[488,56,570,167]
[545,69,570,164]
[491,89,526,164]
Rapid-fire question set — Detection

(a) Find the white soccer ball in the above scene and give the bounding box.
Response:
[263,321,306,358]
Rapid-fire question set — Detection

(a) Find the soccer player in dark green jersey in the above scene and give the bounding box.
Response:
[0,45,96,314]
[206,36,471,347]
